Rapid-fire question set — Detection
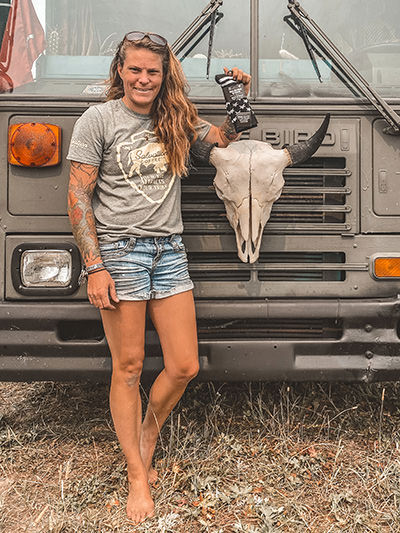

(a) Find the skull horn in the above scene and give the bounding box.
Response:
[285,114,330,166]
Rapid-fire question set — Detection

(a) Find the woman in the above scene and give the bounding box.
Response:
[67,31,250,524]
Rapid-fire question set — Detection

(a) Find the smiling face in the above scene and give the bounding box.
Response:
[117,47,164,114]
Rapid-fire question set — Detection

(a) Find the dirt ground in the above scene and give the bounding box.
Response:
[1,379,400,532]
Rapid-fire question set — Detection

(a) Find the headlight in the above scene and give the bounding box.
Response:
[21,250,72,287]
[11,242,81,296]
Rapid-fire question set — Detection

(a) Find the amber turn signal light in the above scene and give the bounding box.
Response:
[374,257,400,278]
[8,122,61,167]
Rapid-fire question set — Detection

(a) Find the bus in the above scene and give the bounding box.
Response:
[1,0,400,381]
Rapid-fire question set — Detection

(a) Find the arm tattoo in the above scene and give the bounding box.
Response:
[68,161,101,266]
[220,115,240,142]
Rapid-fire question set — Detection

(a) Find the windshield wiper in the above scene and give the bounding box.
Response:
[284,0,400,136]
[171,0,224,79]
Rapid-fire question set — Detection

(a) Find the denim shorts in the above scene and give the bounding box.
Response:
[99,235,194,301]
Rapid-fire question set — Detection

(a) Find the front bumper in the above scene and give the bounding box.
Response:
[1,298,400,382]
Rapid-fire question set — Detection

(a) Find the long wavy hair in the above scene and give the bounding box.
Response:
[107,36,199,177]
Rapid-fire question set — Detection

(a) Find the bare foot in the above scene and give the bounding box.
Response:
[140,426,159,483]
[126,473,154,524]
[148,467,158,485]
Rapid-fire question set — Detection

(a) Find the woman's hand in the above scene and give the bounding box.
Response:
[87,269,119,310]
[223,66,251,95]
[204,67,253,147]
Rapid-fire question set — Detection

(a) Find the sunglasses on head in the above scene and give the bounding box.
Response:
[124,31,168,47]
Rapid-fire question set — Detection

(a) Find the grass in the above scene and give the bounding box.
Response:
[1,380,400,532]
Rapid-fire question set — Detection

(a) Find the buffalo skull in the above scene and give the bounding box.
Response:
[190,114,330,263]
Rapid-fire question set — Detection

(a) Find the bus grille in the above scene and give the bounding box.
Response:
[183,157,351,233]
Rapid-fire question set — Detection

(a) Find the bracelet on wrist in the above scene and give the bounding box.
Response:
[87,267,106,275]
[86,262,104,273]
[78,262,105,285]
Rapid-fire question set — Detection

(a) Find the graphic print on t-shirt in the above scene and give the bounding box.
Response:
[116,130,174,204]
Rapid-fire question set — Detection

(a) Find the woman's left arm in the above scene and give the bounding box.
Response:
[203,67,251,148]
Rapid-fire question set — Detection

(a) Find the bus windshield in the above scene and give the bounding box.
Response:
[0,0,399,99]
[260,0,400,99]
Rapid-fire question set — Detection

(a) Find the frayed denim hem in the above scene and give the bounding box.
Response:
[115,281,194,301]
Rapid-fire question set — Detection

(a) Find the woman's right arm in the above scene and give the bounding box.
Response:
[68,161,119,310]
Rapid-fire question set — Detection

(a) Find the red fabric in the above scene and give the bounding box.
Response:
[0,0,46,89]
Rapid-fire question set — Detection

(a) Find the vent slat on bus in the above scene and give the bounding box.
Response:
[186,252,346,282]
[196,318,343,340]
[145,318,343,340]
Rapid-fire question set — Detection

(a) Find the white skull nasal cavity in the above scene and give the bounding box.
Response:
[210,141,288,263]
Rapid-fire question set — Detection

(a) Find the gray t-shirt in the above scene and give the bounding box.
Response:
[67,99,211,243]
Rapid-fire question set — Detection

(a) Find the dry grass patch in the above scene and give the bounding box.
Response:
[1,380,400,532]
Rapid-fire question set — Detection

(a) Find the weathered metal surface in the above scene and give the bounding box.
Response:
[0,299,399,382]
